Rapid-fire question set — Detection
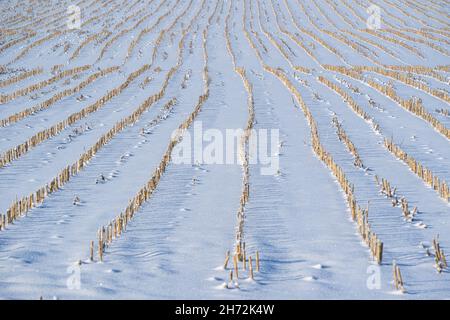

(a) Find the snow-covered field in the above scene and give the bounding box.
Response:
[0,0,449,299]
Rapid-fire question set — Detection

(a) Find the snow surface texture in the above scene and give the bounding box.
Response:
[0,0,449,299]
